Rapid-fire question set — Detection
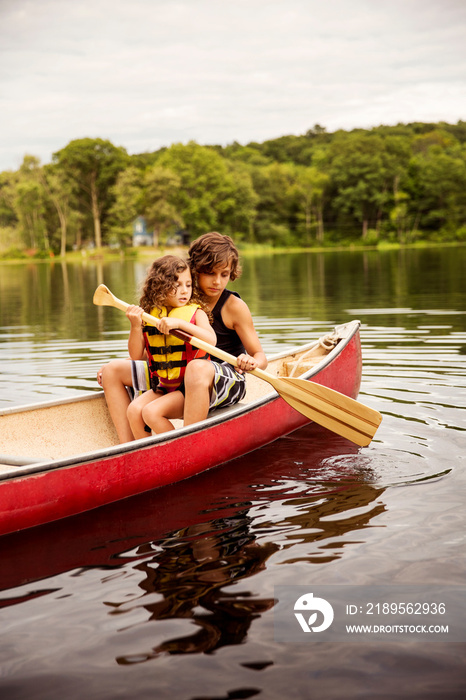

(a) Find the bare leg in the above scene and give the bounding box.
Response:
[101,360,135,443]
[127,389,161,439]
[142,391,185,434]
[183,360,215,426]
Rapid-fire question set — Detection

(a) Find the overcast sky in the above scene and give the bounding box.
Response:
[1,0,465,172]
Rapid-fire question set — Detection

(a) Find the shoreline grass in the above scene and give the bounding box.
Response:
[1,239,465,264]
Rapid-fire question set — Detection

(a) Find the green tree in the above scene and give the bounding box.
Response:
[53,138,128,247]
[15,180,47,249]
[0,171,18,228]
[389,176,413,243]
[108,166,145,246]
[223,161,258,242]
[410,144,466,235]
[39,164,76,256]
[250,162,296,244]
[221,142,272,167]
[156,142,252,238]
[326,133,409,240]
[291,166,329,244]
[14,156,49,250]
[144,165,183,245]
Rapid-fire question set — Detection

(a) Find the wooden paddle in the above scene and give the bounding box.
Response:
[93,284,382,446]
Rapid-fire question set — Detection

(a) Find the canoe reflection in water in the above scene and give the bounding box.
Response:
[104,440,384,663]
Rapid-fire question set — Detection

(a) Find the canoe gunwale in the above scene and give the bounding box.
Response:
[0,398,274,482]
[0,320,361,484]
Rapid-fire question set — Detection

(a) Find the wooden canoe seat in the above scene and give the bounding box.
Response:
[281,335,339,377]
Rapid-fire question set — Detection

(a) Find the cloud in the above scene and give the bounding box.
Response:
[1,0,465,171]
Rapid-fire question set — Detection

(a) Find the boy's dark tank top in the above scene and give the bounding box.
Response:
[211,289,246,361]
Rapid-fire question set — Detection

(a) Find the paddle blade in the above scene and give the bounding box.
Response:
[93,284,116,307]
[272,376,382,447]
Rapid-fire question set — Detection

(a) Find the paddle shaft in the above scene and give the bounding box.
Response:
[104,291,266,377]
[119,303,372,428]
[94,284,382,446]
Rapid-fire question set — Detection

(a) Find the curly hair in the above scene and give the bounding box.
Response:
[139,254,209,317]
[139,255,190,314]
[188,232,242,283]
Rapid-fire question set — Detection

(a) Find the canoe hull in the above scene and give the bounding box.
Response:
[0,323,362,536]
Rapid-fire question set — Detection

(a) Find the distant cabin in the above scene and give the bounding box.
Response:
[166,229,191,246]
[132,216,153,247]
[132,217,190,247]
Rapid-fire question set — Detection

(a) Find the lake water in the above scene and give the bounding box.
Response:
[0,247,465,699]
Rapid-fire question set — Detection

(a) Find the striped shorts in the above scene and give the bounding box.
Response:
[209,361,246,410]
[128,359,246,410]
[127,360,151,399]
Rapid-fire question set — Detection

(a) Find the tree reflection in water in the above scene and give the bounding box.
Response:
[113,510,278,661]
[110,477,384,663]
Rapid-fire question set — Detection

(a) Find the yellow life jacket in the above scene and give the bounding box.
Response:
[142,303,209,391]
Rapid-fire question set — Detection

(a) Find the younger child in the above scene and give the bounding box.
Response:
[100,255,215,440]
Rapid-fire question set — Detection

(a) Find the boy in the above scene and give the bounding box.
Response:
[182,231,267,426]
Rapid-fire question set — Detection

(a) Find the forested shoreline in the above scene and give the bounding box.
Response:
[1,120,465,258]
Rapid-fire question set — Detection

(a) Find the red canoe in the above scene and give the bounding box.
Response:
[0,320,364,536]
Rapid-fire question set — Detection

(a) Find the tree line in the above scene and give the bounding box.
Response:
[1,120,466,257]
